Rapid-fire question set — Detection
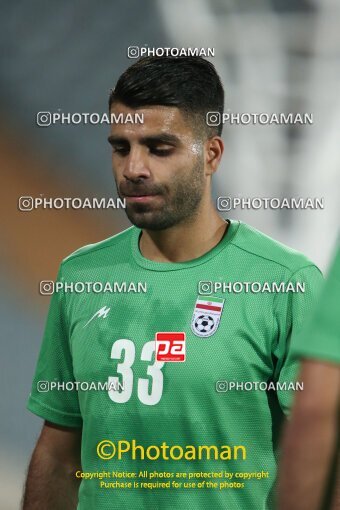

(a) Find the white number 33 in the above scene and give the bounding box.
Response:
[108,339,164,406]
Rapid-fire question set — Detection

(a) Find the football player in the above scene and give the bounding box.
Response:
[278,245,340,510]
[23,56,323,510]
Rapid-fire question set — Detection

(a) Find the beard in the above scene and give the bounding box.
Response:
[116,157,205,231]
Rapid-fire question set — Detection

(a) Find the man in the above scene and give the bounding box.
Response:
[23,56,323,510]
[279,245,340,510]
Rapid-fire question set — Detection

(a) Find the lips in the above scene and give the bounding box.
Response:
[124,194,159,202]
[124,193,158,197]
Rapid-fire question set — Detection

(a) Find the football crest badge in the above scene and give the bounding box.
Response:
[191,296,225,337]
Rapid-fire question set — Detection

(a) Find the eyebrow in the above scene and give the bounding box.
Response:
[107,133,180,146]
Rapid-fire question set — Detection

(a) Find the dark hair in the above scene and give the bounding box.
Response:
[109,56,224,137]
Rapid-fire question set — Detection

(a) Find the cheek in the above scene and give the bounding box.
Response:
[150,160,186,187]
[190,141,204,157]
[183,144,203,168]
[159,153,196,174]
[111,156,124,176]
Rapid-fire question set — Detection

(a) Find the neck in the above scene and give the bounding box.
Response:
[139,199,228,263]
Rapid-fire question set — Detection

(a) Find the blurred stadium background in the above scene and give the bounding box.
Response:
[1,0,339,507]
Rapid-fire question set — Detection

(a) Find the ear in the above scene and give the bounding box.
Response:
[205,136,224,176]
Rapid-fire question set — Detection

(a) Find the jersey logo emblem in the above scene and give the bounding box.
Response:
[83,305,111,327]
[155,332,186,362]
[191,296,224,337]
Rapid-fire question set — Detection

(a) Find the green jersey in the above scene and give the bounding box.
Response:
[27,219,323,510]
[292,244,340,364]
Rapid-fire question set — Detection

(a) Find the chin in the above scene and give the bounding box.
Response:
[127,212,178,231]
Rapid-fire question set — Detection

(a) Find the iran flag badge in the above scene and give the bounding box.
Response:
[191,296,225,337]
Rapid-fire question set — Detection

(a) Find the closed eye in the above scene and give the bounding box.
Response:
[149,147,174,157]
[112,145,130,156]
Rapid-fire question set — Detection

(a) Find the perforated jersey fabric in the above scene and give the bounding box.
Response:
[27,219,323,510]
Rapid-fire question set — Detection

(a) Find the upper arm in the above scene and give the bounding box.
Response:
[274,264,324,414]
[27,264,82,428]
[36,420,82,469]
[293,359,340,419]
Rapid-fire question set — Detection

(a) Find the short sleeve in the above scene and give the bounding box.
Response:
[27,264,82,427]
[291,246,340,364]
[272,264,324,415]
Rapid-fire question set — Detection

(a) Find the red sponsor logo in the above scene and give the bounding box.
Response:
[155,332,186,362]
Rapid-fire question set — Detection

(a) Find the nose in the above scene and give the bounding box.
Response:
[123,146,151,181]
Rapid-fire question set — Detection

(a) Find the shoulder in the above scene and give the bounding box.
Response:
[59,226,136,274]
[230,221,321,276]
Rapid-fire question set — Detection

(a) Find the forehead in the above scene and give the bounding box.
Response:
[109,102,193,139]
